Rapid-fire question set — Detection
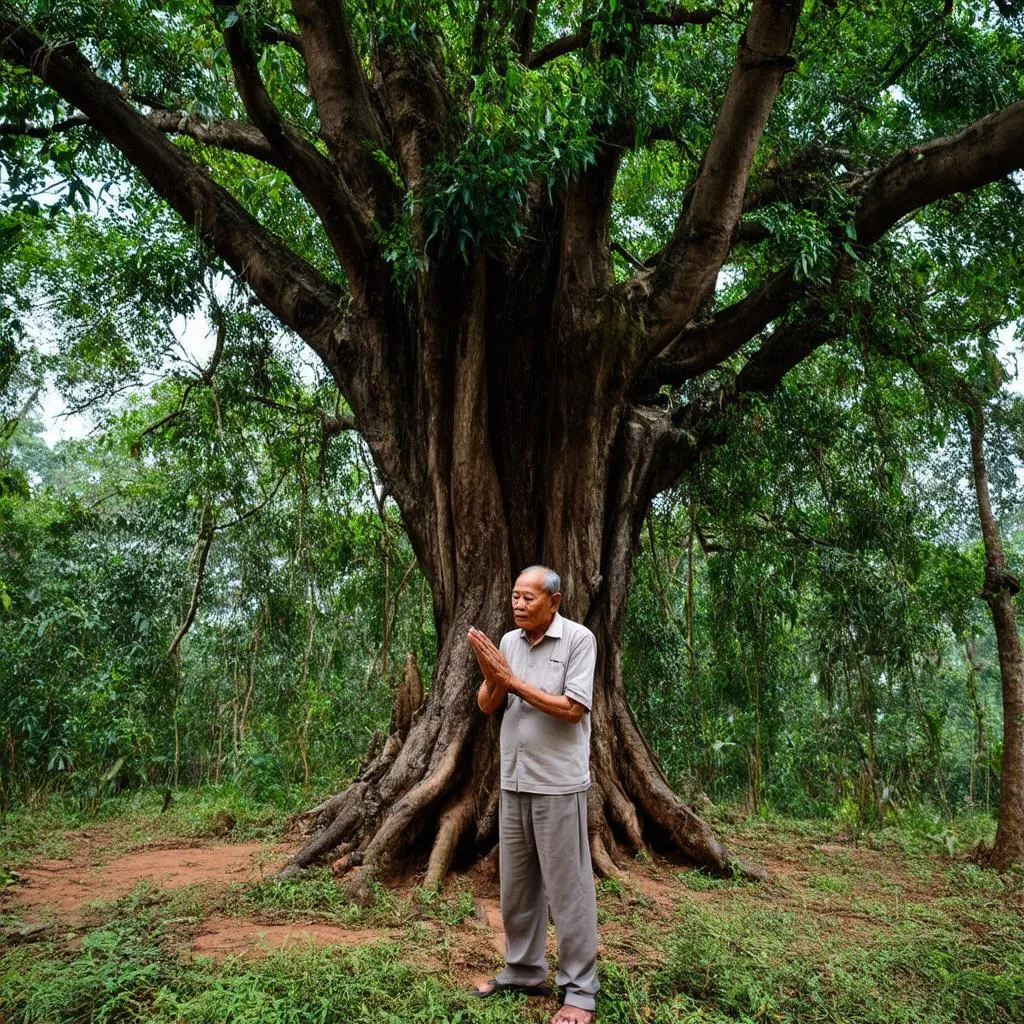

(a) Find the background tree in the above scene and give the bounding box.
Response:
[2,0,1023,883]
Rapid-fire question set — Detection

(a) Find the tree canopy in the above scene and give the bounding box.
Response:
[3,0,1024,879]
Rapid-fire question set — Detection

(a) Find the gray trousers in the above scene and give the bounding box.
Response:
[495,790,599,1011]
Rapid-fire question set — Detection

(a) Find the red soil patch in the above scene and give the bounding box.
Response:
[474,897,506,954]
[6,842,286,914]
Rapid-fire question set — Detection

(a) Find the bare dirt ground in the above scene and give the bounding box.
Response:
[5,840,288,915]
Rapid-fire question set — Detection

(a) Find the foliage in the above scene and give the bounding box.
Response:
[1,0,1023,840]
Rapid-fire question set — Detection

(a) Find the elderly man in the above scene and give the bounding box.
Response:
[468,565,599,1024]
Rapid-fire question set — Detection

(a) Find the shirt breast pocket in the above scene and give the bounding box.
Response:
[544,657,566,695]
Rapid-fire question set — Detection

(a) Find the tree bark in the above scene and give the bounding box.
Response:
[961,388,1024,870]
[279,257,747,884]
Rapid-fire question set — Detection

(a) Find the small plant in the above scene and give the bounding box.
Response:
[807,874,850,894]
[596,876,625,898]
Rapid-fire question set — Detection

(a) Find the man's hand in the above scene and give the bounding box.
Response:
[470,627,510,714]
[470,627,586,724]
[468,627,512,687]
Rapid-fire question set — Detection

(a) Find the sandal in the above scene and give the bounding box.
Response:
[469,977,551,999]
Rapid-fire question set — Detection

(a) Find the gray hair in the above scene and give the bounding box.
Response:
[519,565,561,595]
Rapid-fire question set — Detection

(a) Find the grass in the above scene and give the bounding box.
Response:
[2,791,1023,1023]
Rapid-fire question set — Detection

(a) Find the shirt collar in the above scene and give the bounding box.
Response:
[519,611,563,642]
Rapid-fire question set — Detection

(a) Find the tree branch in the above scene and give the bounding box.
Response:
[515,0,540,62]
[0,113,89,136]
[374,35,449,196]
[259,24,305,56]
[639,98,1024,393]
[213,467,290,532]
[214,2,374,280]
[0,18,351,383]
[636,267,806,391]
[651,309,831,492]
[0,107,300,171]
[854,99,1024,247]
[167,504,215,662]
[529,4,719,69]
[644,0,803,355]
[289,0,398,216]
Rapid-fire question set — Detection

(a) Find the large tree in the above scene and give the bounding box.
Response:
[2,0,1023,883]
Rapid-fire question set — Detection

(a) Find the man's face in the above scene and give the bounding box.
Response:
[511,571,560,634]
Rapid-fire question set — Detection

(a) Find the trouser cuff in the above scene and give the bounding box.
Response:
[562,993,597,1011]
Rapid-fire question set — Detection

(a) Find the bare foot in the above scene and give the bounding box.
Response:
[550,1005,595,1024]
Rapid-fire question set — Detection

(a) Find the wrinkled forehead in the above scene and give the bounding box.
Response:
[512,570,548,595]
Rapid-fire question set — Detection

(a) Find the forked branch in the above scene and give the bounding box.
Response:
[215,2,373,278]
[641,99,1024,392]
[645,0,803,355]
[0,19,347,379]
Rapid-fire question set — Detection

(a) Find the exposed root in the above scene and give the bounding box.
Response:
[359,722,469,873]
[278,783,366,876]
[339,864,377,906]
[613,699,766,880]
[475,779,500,844]
[480,841,500,879]
[290,792,346,832]
[603,778,646,855]
[590,832,626,879]
[423,788,475,890]
[330,853,353,875]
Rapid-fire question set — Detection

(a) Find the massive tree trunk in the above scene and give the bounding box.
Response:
[280,251,738,887]
[961,388,1024,871]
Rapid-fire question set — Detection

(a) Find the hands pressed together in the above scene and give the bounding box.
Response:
[469,626,584,723]
[468,627,515,694]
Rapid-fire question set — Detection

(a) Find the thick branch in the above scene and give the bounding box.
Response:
[289,0,397,216]
[0,19,349,378]
[641,98,1024,393]
[638,268,799,390]
[645,0,803,354]
[259,24,305,56]
[854,99,1024,247]
[215,3,373,280]
[529,5,720,69]
[375,39,448,196]
[651,310,831,492]
[515,0,540,62]
[146,111,281,166]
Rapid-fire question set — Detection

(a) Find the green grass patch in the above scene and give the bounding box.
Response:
[599,901,1024,1024]
[806,873,850,894]
[676,868,751,892]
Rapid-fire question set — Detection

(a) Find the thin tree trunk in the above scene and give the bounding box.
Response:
[965,638,988,808]
[961,388,1024,869]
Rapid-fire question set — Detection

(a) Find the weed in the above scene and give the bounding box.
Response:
[807,874,850,894]
[676,868,749,892]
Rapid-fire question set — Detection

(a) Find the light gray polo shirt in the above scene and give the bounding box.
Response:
[499,612,596,795]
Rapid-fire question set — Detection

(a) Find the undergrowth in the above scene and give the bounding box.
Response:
[2,796,1022,1024]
